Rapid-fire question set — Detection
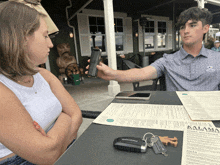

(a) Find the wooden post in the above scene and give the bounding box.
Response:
[103,0,120,96]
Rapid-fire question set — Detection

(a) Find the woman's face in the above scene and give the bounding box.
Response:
[26,17,53,66]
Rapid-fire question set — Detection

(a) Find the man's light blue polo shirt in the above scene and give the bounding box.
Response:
[150,46,220,91]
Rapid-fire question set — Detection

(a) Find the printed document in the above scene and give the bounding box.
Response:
[181,125,220,165]
[93,103,214,131]
[176,91,220,120]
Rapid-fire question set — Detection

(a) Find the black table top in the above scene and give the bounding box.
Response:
[55,91,220,165]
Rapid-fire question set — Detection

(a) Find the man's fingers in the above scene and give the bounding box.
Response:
[98,61,103,65]
[85,61,105,76]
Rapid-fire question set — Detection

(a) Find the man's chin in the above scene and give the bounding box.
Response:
[183,41,195,47]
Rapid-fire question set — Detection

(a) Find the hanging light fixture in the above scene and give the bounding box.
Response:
[69,32,74,38]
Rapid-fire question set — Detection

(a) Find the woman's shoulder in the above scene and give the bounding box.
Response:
[37,67,59,85]
[0,81,18,101]
[38,67,50,74]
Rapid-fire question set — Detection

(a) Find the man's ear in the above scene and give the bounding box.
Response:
[203,24,210,34]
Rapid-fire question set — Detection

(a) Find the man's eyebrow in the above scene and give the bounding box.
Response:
[189,21,198,24]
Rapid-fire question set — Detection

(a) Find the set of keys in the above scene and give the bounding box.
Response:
[113,132,178,156]
[144,133,168,156]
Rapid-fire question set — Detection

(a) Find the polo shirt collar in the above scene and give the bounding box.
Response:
[180,45,208,60]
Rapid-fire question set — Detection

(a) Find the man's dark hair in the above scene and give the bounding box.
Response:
[176,7,213,28]
[176,7,213,40]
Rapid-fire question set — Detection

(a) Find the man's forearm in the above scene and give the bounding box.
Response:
[114,68,145,82]
[114,66,157,83]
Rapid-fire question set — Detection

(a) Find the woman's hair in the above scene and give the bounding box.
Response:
[0,1,46,81]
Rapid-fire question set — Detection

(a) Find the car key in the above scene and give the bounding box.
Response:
[151,136,168,156]
[113,137,147,153]
[148,134,158,147]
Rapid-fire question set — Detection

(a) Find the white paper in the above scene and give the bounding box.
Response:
[176,91,220,120]
[93,103,215,131]
[181,126,220,165]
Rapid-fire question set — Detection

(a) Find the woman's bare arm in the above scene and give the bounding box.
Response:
[0,83,72,165]
[39,68,82,140]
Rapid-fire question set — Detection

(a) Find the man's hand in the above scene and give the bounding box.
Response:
[85,59,116,81]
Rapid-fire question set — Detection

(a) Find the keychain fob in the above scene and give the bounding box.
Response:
[113,137,147,153]
[88,48,101,77]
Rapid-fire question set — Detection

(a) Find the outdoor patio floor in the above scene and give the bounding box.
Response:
[63,77,153,138]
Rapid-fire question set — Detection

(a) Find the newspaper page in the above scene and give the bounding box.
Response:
[181,126,220,165]
[93,103,214,131]
[176,91,220,121]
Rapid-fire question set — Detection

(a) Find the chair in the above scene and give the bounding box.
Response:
[81,110,101,119]
[122,59,166,91]
[122,59,141,70]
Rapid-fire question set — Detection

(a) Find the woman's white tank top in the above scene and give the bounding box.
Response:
[0,72,62,158]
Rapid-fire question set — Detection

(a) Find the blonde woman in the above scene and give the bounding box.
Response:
[0,1,82,164]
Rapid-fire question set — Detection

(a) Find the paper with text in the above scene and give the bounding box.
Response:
[93,103,214,131]
[181,126,220,165]
[176,91,220,120]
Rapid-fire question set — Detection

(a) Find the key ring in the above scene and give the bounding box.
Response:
[142,132,155,143]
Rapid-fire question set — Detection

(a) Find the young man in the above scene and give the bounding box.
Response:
[87,7,220,91]
[211,40,220,52]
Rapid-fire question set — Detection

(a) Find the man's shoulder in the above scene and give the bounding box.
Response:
[205,47,220,54]
[162,50,180,58]
[203,48,220,61]
[151,50,180,66]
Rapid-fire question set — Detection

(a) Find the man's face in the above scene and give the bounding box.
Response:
[179,20,209,47]
[215,43,220,48]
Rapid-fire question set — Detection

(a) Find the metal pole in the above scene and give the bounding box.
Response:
[66,0,79,64]
[142,25,149,67]
[178,30,180,49]
[173,1,176,51]
[143,25,145,56]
